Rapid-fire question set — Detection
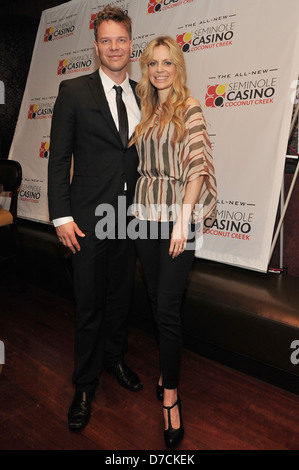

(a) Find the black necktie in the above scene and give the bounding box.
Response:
[114,85,129,148]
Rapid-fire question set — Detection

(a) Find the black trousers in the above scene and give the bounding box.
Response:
[135,221,195,389]
[71,227,136,392]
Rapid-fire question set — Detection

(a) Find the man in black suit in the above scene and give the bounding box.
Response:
[48,6,142,430]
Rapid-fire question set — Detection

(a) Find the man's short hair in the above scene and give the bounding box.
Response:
[94,5,132,41]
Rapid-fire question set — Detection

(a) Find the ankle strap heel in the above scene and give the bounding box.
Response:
[163,396,184,448]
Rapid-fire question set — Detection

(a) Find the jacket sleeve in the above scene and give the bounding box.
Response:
[48,80,75,221]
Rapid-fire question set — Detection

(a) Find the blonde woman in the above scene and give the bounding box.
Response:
[130,36,217,448]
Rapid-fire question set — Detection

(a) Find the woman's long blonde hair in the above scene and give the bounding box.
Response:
[131,36,190,144]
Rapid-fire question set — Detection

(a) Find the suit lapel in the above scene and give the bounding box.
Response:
[87,70,140,143]
[88,70,120,140]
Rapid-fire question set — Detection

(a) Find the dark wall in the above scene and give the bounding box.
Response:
[0,0,68,19]
[0,16,38,158]
[0,1,69,158]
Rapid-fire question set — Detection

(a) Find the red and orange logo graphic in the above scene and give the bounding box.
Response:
[176,32,192,53]
[57,59,69,75]
[39,142,50,159]
[28,104,38,119]
[44,27,54,42]
[147,0,163,14]
[205,84,226,107]
[89,13,97,30]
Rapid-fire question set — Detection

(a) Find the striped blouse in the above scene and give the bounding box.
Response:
[132,101,217,224]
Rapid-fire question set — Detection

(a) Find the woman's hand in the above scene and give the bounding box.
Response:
[169,221,189,259]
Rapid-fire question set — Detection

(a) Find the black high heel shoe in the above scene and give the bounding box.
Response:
[163,396,184,449]
[156,383,164,401]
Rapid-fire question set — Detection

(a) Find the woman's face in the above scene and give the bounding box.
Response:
[148,45,176,94]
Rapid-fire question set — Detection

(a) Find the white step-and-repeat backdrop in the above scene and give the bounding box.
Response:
[8,0,299,272]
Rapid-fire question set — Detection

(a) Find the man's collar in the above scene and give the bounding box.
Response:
[99,68,130,94]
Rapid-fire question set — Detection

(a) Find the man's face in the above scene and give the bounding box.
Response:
[94,20,132,79]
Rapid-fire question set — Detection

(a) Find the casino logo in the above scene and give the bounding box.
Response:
[147,0,163,13]
[19,180,42,203]
[44,27,55,42]
[57,59,69,75]
[176,32,192,53]
[89,13,97,30]
[147,0,192,14]
[205,71,277,108]
[205,84,226,108]
[28,104,38,119]
[39,142,50,159]
[44,21,75,42]
[176,16,236,53]
[57,53,93,75]
[27,103,54,119]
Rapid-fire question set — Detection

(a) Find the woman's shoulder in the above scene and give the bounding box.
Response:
[185,96,201,109]
[184,97,203,122]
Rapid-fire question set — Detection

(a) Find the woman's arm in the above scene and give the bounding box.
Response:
[169,175,204,258]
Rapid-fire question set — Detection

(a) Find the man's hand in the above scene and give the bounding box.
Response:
[56,221,85,254]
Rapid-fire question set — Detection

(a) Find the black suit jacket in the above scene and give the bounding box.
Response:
[48,69,139,231]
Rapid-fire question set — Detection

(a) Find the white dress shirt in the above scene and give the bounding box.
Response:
[53,67,140,228]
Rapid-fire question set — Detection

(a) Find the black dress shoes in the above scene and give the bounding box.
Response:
[106,362,143,392]
[68,390,94,430]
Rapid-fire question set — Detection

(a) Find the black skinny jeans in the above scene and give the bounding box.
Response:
[135,221,195,389]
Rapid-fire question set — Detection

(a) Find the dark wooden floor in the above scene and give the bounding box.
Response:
[1,273,299,451]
